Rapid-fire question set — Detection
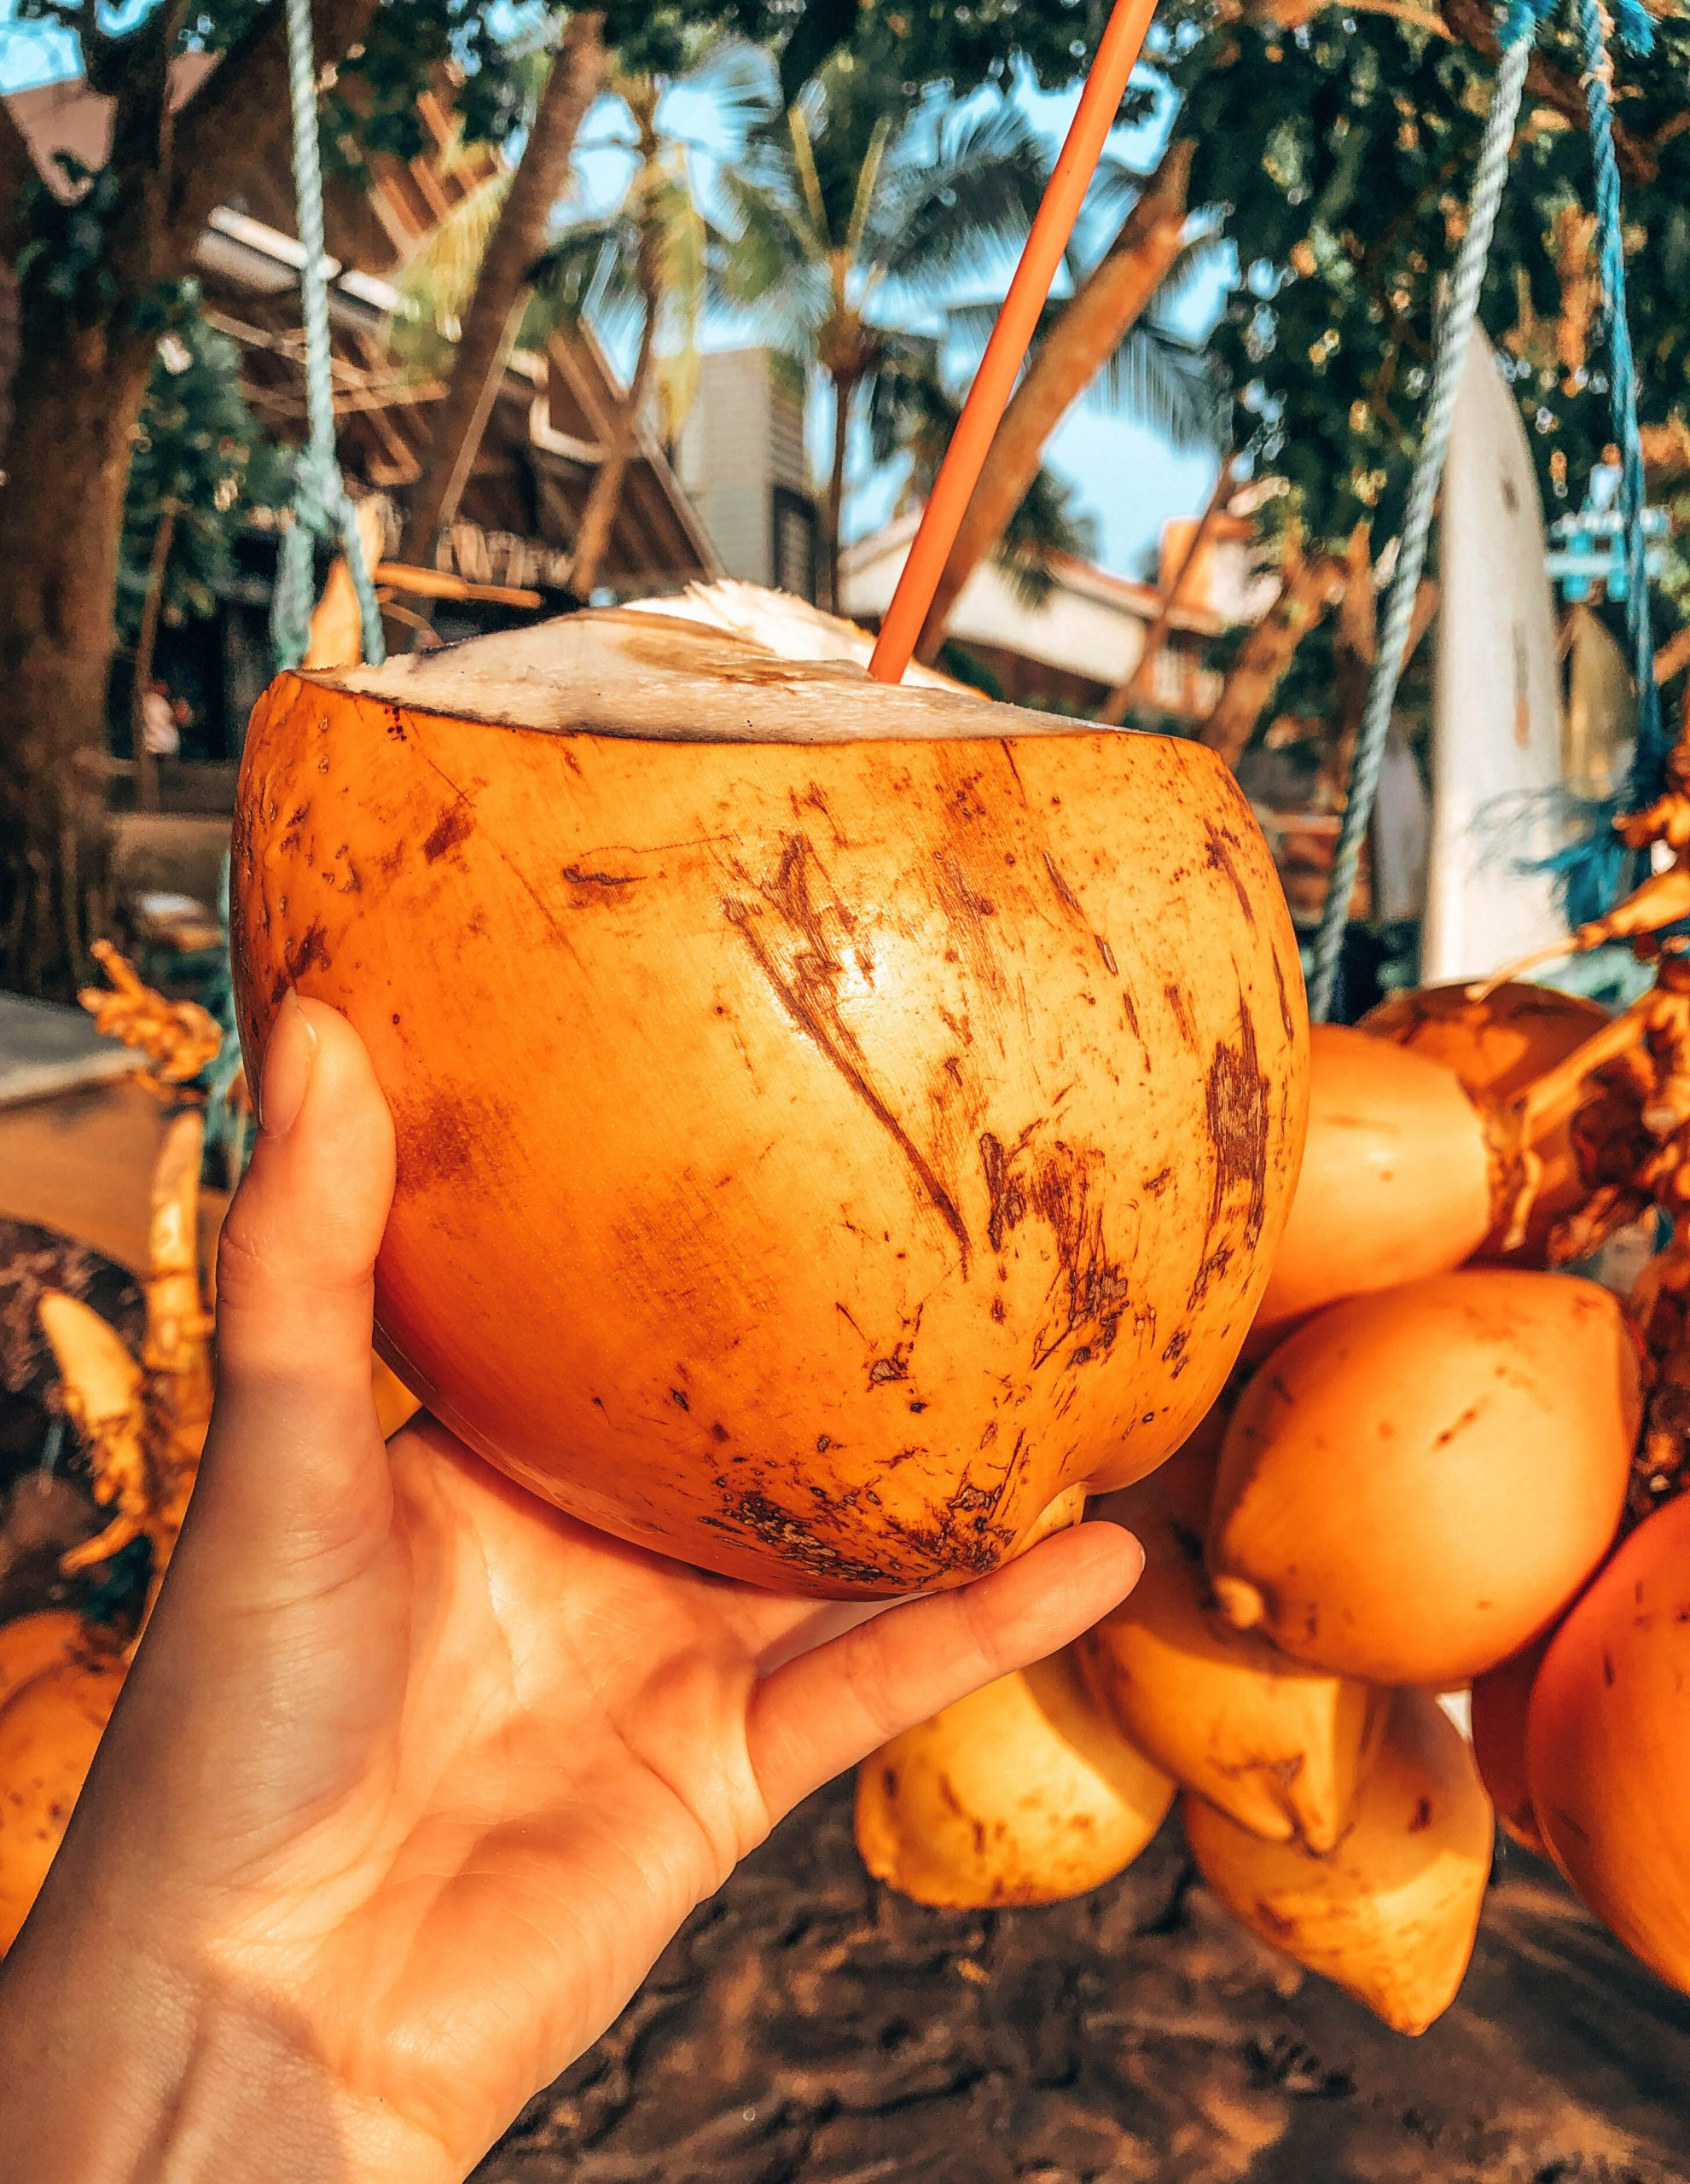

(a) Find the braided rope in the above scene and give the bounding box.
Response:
[1577,0,1664,804]
[1305,26,1537,1020]
[271,0,385,671]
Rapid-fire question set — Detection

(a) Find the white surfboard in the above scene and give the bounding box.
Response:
[1422,335,1570,982]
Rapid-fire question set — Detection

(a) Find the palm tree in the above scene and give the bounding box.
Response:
[915,139,1228,657]
[535,38,773,595]
[719,56,1048,613]
[393,35,768,598]
[868,342,1097,613]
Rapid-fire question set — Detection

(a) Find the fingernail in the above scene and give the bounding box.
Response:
[258,990,317,1137]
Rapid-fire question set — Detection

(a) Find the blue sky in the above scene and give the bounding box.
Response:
[0,6,1222,578]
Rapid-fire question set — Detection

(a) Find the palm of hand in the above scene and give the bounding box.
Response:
[113,1412,871,2174]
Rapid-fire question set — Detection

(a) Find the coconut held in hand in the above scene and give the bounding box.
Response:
[231,610,1307,1594]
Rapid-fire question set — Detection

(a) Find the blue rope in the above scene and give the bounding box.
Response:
[1307,15,1541,1021]
[1578,0,1658,739]
[271,0,385,671]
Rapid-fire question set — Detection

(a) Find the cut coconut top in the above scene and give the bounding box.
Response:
[307,607,1133,745]
[618,581,978,699]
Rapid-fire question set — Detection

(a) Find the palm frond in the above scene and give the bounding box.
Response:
[868,99,1046,288]
[1086,322,1228,450]
[995,463,1099,610]
[386,166,512,363]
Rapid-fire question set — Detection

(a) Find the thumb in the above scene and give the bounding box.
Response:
[185,993,397,1594]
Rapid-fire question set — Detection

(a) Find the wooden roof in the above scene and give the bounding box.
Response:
[4,68,719,595]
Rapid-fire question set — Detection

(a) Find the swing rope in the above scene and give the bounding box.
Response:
[270,0,385,671]
[1306,0,1655,1021]
[1304,18,1538,1021]
[1579,0,1664,797]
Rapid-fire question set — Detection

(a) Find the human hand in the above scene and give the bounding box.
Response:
[0,997,1141,2183]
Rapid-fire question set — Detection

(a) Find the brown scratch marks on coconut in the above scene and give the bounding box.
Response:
[725,834,970,1271]
[392,1089,494,1193]
[980,1130,1031,1253]
[1271,945,1298,1044]
[1204,819,1257,928]
[868,1355,909,1385]
[1165,984,1198,1048]
[704,1491,894,1589]
[562,863,639,891]
[1189,999,1270,1309]
[1031,1146,1131,1370]
[283,921,331,986]
[1121,985,1143,1046]
[1042,851,1083,920]
[997,741,1030,805]
[933,848,1005,1001]
[422,801,474,863]
[1095,932,1118,976]
[1433,1403,1485,1449]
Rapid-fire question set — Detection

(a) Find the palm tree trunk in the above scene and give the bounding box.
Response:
[129,499,177,815]
[569,138,663,601]
[1101,456,1234,724]
[398,10,607,574]
[823,371,856,615]
[1200,537,1339,770]
[915,142,1194,662]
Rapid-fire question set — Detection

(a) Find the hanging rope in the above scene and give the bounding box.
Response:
[1540,0,1663,931]
[1304,13,1544,1021]
[271,0,385,671]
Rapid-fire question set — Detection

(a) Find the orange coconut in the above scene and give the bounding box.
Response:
[1184,1688,1493,2035]
[0,1642,124,1952]
[1209,1271,1640,1686]
[1361,979,1610,1262]
[1249,1025,1490,1351]
[1083,1519,1385,1853]
[855,1651,1176,1907]
[1084,1408,1383,1850]
[1469,1632,1554,1858]
[0,1612,87,1711]
[231,611,1308,1595]
[1525,1490,1690,1991]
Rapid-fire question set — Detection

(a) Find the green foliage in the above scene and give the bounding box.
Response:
[118,286,287,640]
[1167,1,1690,593]
[868,340,1095,604]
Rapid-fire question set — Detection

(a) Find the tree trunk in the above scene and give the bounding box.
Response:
[569,163,662,601]
[0,325,155,993]
[915,141,1195,660]
[822,372,856,615]
[398,10,607,575]
[1101,456,1234,724]
[129,500,177,815]
[1199,540,1340,770]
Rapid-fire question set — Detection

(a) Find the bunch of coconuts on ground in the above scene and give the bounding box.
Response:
[857,974,1690,2036]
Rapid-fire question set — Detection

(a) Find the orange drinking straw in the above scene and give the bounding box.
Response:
[867,0,1162,684]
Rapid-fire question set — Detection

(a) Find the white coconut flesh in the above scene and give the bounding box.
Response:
[310,607,1141,746]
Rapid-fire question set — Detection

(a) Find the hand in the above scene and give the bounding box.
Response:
[0,997,1141,2184]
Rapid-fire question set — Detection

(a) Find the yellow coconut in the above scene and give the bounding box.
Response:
[1250,1024,1491,1352]
[1469,1633,1554,1858]
[855,1651,1176,1908]
[1210,1270,1639,1686]
[1360,979,1611,1263]
[371,1352,421,1439]
[0,1645,125,1953]
[0,1612,87,1711]
[231,609,1308,1595]
[1526,1490,1690,1991]
[1082,1511,1385,1852]
[1184,1688,1494,2034]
